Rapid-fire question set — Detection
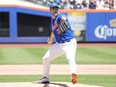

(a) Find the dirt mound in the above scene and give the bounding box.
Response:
[0,82,103,87]
[0,65,116,75]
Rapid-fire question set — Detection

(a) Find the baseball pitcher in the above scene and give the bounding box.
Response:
[36,3,77,84]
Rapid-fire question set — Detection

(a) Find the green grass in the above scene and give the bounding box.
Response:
[0,47,115,87]
[0,75,116,87]
[76,47,116,64]
[0,47,116,64]
[0,48,47,64]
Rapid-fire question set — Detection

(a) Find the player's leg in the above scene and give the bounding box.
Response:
[42,43,64,78]
[62,38,77,84]
[36,43,64,83]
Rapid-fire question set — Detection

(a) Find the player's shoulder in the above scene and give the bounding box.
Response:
[58,13,67,17]
[58,13,67,20]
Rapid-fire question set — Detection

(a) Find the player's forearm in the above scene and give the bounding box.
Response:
[47,32,54,44]
[49,32,54,40]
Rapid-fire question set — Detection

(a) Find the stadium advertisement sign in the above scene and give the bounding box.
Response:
[86,12,116,42]
[68,11,86,42]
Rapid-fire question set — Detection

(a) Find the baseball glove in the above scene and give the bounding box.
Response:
[58,20,70,34]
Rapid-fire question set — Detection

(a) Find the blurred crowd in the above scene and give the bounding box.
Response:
[42,0,116,10]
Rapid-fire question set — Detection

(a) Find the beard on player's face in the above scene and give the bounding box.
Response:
[50,7,59,15]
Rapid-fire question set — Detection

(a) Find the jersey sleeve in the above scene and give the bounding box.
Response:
[58,14,67,22]
[50,18,53,32]
[50,24,52,32]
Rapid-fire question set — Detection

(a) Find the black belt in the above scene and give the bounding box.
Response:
[59,40,71,43]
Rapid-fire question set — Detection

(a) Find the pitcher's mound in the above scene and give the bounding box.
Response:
[0,82,103,87]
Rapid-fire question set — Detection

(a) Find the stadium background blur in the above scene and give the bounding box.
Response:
[32,0,116,10]
[0,0,116,43]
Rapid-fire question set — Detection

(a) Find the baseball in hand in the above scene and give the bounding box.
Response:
[47,38,52,44]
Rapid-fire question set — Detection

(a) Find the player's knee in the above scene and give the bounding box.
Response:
[42,57,50,63]
[67,58,76,64]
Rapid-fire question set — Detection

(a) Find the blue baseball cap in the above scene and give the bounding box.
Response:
[50,3,59,9]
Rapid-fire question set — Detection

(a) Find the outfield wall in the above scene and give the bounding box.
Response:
[86,12,116,42]
[0,6,116,43]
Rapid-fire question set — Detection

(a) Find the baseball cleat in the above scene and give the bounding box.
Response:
[71,73,77,84]
[35,77,50,84]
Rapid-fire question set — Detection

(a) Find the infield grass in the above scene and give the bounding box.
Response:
[0,75,116,87]
[0,47,116,64]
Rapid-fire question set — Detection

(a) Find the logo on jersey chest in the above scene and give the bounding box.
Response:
[52,22,61,34]
[52,22,58,31]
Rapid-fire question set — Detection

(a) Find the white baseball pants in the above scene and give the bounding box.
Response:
[42,38,77,78]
